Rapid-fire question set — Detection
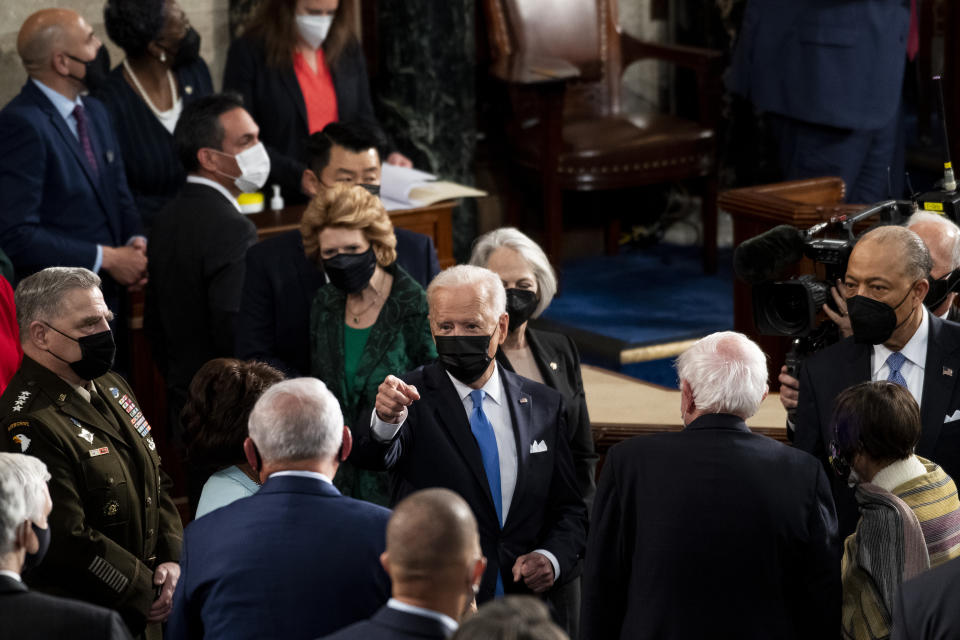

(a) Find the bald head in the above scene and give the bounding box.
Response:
[854,226,933,282]
[907,213,960,277]
[386,488,480,582]
[18,10,78,70]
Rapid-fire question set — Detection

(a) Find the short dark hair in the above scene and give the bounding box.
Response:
[174,93,245,172]
[182,358,284,473]
[305,121,385,176]
[831,381,921,465]
[104,0,165,59]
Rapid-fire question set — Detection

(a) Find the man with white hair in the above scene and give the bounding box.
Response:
[166,377,391,639]
[365,265,586,606]
[580,331,839,640]
[0,452,131,639]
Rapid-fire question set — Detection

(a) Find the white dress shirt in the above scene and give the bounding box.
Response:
[186,175,242,212]
[387,598,458,635]
[0,569,22,583]
[371,365,561,579]
[872,305,929,406]
[267,470,333,484]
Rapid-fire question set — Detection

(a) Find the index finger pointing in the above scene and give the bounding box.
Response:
[397,382,420,402]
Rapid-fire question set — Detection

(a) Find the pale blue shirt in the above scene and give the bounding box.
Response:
[872,305,928,406]
[195,465,260,518]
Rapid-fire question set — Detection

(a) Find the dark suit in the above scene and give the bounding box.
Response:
[726,0,910,202]
[796,313,960,536]
[223,36,384,200]
[891,556,960,640]
[320,605,453,640]
[146,182,257,440]
[0,80,141,296]
[236,228,439,377]
[167,474,391,640]
[581,414,840,640]
[354,362,587,604]
[0,574,132,640]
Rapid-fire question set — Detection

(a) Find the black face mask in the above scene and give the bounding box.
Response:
[44,324,116,380]
[65,51,107,91]
[435,332,496,385]
[505,288,539,332]
[358,183,380,197]
[163,27,201,69]
[847,285,917,345]
[323,247,377,294]
[23,522,51,574]
[924,270,960,312]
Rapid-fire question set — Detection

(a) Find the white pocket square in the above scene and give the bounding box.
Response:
[530,440,548,454]
[945,410,960,424]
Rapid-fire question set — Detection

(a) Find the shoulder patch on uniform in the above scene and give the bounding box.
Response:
[12,433,31,453]
[7,421,29,431]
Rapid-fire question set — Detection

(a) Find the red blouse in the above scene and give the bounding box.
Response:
[293,48,339,134]
[0,275,22,394]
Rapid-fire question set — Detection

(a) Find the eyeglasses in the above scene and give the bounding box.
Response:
[828,440,851,478]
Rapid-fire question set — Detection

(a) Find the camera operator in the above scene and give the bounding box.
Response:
[780,213,960,410]
[790,225,960,538]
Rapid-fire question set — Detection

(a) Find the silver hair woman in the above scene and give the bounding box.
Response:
[468,227,596,639]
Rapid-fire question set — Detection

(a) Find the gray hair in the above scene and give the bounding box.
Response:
[857,226,933,282]
[0,453,50,555]
[468,228,558,318]
[675,331,768,419]
[247,378,344,464]
[426,265,507,322]
[15,267,102,339]
[907,212,960,270]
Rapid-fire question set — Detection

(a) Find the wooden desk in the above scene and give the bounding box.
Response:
[247,201,456,268]
[582,365,788,474]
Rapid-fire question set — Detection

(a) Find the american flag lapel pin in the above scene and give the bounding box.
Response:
[944,366,954,377]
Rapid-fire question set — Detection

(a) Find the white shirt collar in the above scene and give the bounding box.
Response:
[0,569,22,583]
[446,364,503,406]
[267,470,332,484]
[31,78,82,121]
[871,455,929,492]
[873,305,929,375]
[939,307,951,321]
[186,175,242,212]
[387,598,458,634]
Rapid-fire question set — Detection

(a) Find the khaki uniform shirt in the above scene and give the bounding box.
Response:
[1,356,182,637]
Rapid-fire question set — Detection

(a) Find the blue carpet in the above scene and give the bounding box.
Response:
[537,244,734,388]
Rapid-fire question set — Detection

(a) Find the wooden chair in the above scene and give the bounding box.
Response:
[481,0,723,271]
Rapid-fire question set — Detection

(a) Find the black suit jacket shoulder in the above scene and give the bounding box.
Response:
[581,414,840,640]
[223,36,383,199]
[354,363,587,602]
[796,313,960,535]
[0,576,131,640]
[497,327,597,511]
[891,555,960,640]
[320,605,452,640]
[146,182,257,391]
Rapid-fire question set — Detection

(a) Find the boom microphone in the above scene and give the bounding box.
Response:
[733,224,805,284]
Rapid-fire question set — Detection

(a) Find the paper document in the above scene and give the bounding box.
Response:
[380,163,487,210]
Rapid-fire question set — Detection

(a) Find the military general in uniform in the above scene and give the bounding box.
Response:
[0,267,182,639]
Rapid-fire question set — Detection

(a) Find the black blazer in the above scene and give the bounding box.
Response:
[146,182,257,414]
[93,59,213,232]
[0,574,132,640]
[891,556,960,640]
[581,414,840,640]
[321,605,453,640]
[353,362,587,603]
[223,36,383,200]
[796,313,960,536]
[497,327,598,510]
[236,228,440,377]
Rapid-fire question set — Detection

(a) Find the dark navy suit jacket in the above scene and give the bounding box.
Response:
[166,475,391,640]
[0,80,141,282]
[353,363,587,603]
[796,313,960,537]
[320,605,453,640]
[726,0,910,130]
[892,556,960,640]
[235,228,439,377]
[581,414,840,640]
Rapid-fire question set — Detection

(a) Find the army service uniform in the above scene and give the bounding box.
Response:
[1,357,182,639]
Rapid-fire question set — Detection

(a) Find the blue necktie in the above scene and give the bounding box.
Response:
[469,389,504,596]
[886,351,908,387]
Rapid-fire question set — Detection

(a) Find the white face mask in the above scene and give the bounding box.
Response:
[296,14,334,50]
[213,142,271,193]
[847,468,861,489]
